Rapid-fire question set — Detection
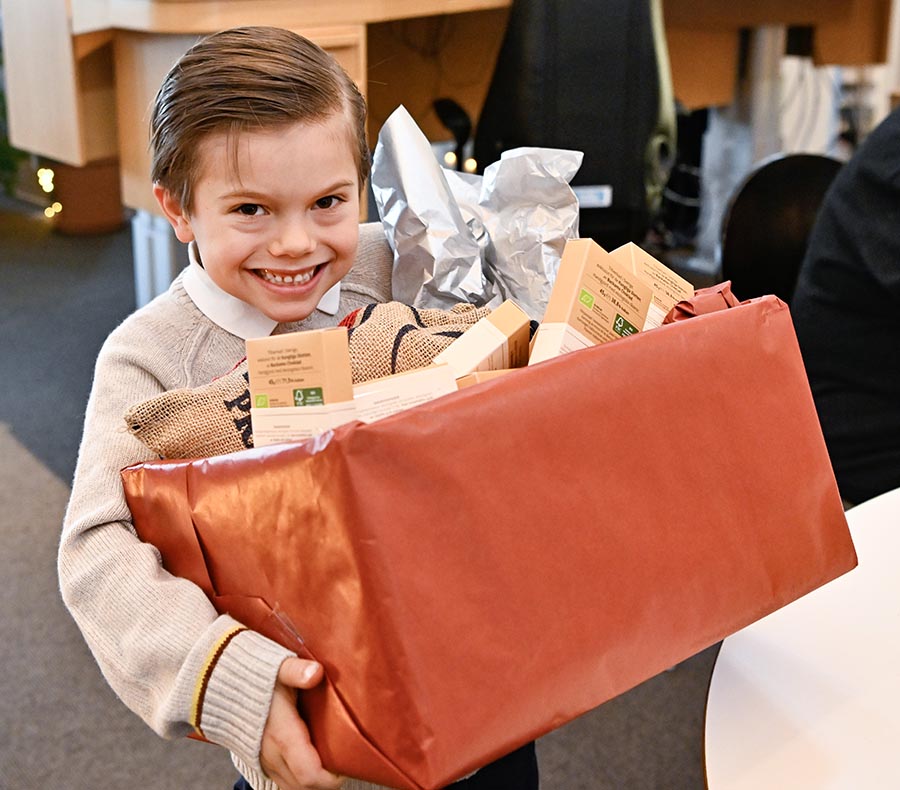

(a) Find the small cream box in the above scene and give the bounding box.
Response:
[528,238,653,365]
[433,299,531,378]
[246,326,353,409]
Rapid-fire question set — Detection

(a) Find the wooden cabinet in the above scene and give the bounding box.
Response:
[0,0,117,164]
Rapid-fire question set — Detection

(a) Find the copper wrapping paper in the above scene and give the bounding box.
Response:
[122,295,857,790]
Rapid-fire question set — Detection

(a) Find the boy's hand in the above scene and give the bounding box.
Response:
[260,657,344,790]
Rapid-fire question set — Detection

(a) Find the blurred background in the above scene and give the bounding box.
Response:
[3,1,900,788]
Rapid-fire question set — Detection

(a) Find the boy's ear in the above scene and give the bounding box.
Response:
[153,183,195,244]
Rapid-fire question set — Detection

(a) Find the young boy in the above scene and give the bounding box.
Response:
[60,26,538,790]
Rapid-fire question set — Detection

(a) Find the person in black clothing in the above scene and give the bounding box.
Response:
[791,105,900,506]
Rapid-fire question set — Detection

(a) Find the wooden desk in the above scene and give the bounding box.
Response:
[0,0,511,214]
[664,0,892,108]
[2,0,891,209]
[704,487,900,789]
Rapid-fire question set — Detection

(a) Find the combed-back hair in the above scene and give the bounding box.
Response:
[150,26,368,212]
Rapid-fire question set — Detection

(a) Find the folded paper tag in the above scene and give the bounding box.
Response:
[250,402,359,448]
[353,365,459,424]
[663,280,742,323]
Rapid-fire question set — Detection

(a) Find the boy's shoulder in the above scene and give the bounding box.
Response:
[99,274,240,387]
[108,274,201,346]
[344,222,393,304]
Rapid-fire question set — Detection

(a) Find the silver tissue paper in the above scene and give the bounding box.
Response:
[371,105,583,320]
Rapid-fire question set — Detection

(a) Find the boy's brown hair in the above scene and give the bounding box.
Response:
[150,26,368,212]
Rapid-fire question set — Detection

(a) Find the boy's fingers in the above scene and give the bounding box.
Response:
[278,656,324,690]
[262,685,344,790]
[269,755,344,790]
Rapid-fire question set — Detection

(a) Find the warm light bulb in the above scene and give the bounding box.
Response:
[37,167,56,192]
[443,151,458,168]
[463,158,477,174]
[44,207,55,218]
[52,202,62,212]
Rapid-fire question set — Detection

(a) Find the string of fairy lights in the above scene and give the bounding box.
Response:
[36,166,62,219]
[441,149,478,173]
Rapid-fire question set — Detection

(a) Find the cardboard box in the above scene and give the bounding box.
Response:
[252,364,461,447]
[123,296,856,790]
[353,365,459,424]
[247,327,356,448]
[455,369,516,388]
[528,238,654,365]
[246,327,353,408]
[609,242,695,330]
[433,299,530,377]
[249,402,359,448]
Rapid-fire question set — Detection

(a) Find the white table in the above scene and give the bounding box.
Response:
[704,486,900,789]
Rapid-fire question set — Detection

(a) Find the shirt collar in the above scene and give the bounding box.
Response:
[181,242,341,339]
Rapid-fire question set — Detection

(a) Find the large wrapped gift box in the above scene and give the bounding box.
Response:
[122,295,856,790]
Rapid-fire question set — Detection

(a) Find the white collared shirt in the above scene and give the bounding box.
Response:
[181,241,341,339]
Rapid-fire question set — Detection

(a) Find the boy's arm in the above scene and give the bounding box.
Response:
[59,316,293,781]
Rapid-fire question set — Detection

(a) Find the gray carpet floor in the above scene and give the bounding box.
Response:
[1,194,717,789]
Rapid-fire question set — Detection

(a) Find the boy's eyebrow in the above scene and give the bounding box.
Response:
[218,180,357,201]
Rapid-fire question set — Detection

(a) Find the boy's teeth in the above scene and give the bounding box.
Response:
[260,268,314,285]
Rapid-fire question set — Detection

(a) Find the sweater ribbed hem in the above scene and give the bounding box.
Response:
[199,627,293,772]
[190,624,248,737]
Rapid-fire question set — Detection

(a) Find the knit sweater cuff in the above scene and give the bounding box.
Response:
[195,625,294,773]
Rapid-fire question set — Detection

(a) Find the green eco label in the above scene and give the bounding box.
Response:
[254,394,269,408]
[613,314,639,337]
[578,289,595,308]
[294,387,324,407]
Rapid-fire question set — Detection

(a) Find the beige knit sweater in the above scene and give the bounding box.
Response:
[60,223,394,790]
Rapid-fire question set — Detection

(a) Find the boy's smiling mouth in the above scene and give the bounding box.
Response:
[256,265,321,286]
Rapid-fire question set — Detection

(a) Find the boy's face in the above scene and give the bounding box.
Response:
[155,115,361,324]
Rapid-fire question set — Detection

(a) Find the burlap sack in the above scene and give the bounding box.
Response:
[124,362,253,460]
[125,302,494,459]
[339,301,493,382]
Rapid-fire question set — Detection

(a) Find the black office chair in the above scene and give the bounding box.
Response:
[719,153,843,304]
[472,0,676,250]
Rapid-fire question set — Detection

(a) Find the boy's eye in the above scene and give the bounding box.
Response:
[235,204,264,216]
[314,195,343,210]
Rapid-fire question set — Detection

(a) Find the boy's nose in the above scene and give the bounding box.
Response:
[268,216,316,258]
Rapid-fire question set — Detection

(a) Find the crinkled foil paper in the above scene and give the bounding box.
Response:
[371,105,583,320]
